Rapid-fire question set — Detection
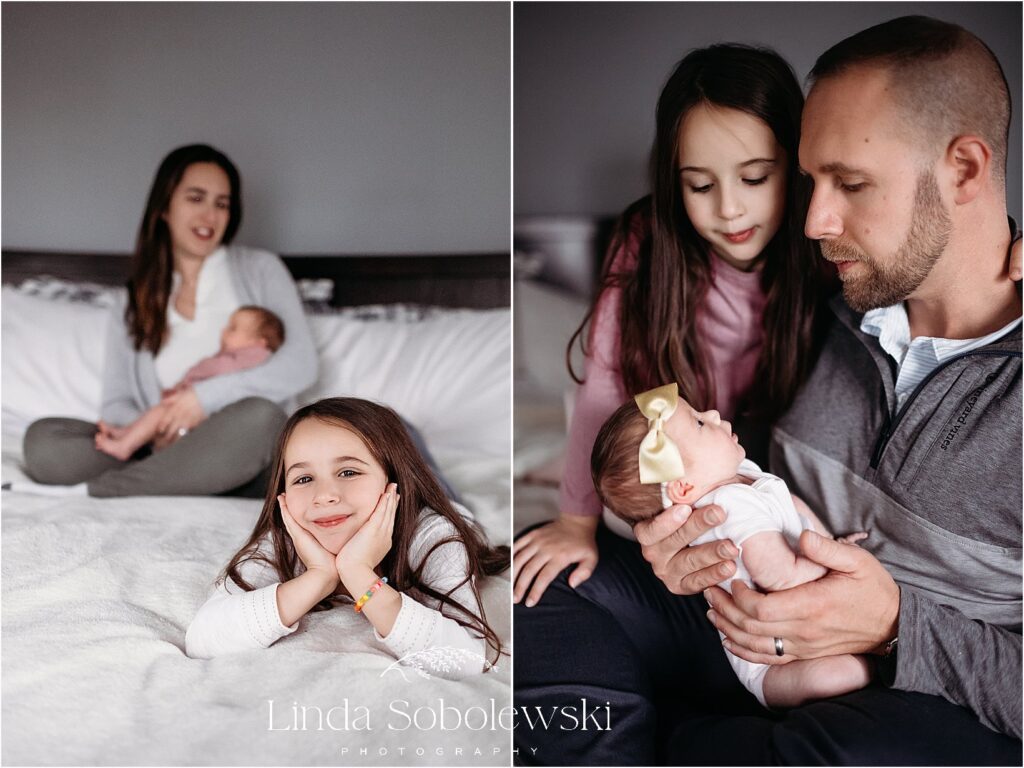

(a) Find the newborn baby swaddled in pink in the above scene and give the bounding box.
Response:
[95,305,284,460]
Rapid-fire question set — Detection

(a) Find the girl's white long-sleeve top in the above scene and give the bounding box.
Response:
[185,508,491,679]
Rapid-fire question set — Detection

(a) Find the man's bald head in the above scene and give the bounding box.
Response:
[808,15,1010,186]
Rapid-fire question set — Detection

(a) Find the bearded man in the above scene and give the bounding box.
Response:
[677,14,1022,760]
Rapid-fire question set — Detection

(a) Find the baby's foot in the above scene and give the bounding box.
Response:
[764,654,873,708]
[94,432,133,461]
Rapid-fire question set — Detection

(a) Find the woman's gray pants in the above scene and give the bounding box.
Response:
[23,398,459,501]
[22,397,286,498]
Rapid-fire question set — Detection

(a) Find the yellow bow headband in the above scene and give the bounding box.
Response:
[634,383,686,485]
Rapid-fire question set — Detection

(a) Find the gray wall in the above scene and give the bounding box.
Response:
[2,2,510,254]
[515,2,1022,219]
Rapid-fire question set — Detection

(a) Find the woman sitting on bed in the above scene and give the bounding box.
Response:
[21,143,318,497]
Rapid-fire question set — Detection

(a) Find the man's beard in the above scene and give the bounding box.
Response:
[821,170,951,313]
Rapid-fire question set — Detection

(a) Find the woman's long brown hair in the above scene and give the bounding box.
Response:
[223,398,510,665]
[125,144,242,353]
[569,45,828,423]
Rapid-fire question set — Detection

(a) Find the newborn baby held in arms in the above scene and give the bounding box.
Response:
[591,383,871,708]
[95,305,284,460]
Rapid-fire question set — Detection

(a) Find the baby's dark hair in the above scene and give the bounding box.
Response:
[238,305,285,351]
[591,401,668,525]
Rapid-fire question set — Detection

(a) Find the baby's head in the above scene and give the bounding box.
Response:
[591,383,745,525]
[221,306,285,352]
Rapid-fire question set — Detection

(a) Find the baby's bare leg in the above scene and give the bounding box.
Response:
[763,654,873,709]
[94,405,166,460]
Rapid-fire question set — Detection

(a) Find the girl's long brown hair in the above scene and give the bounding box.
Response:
[223,398,510,664]
[125,144,242,353]
[569,45,829,423]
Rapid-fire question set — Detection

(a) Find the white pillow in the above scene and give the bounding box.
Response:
[515,278,588,397]
[300,308,510,460]
[1,287,110,436]
[1,286,511,462]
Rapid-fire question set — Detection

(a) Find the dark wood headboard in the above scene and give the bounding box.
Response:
[0,250,509,309]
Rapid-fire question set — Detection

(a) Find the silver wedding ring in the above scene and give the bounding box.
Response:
[177,427,189,438]
[774,637,785,657]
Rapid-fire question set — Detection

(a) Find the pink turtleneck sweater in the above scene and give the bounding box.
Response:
[559,209,768,517]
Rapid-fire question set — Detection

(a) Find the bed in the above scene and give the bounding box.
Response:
[1,251,511,766]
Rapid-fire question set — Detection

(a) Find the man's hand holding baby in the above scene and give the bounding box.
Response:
[705,530,900,666]
[634,503,739,595]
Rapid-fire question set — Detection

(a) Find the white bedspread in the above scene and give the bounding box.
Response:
[1,293,513,764]
[2,437,511,766]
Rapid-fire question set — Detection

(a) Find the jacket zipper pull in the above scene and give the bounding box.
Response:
[870,420,890,469]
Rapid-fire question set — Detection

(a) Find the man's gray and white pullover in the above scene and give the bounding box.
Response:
[771,294,1022,739]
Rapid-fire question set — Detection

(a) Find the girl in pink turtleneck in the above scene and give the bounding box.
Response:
[513,44,831,606]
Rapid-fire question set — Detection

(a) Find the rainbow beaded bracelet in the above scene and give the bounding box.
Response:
[354,577,388,613]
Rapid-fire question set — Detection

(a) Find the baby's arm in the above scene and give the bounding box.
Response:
[790,494,830,536]
[739,530,828,591]
[791,494,868,545]
[739,505,867,592]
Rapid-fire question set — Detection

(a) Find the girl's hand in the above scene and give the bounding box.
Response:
[513,514,599,607]
[154,387,205,449]
[336,483,399,578]
[279,494,339,584]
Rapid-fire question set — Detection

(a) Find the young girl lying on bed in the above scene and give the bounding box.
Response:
[590,382,871,708]
[185,397,509,678]
[94,305,283,460]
